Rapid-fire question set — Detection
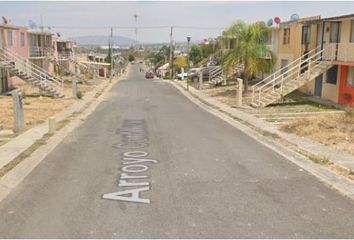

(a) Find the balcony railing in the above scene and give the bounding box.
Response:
[58,50,74,60]
[29,46,52,58]
[326,43,354,62]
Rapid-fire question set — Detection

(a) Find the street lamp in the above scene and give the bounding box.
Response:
[186,36,191,91]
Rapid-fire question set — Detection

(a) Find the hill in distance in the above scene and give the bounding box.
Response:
[71,35,135,46]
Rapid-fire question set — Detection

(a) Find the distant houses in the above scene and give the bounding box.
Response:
[0,19,80,97]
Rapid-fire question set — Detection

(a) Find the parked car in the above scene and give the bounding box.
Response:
[189,66,219,81]
[188,68,201,81]
[176,72,188,80]
[145,71,154,79]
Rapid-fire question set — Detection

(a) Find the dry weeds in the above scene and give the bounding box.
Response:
[0,95,74,131]
[281,114,354,156]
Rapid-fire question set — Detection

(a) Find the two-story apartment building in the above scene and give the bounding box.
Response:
[0,20,68,97]
[272,16,320,71]
[52,35,78,75]
[271,14,354,107]
[0,23,29,93]
[303,14,354,106]
[28,29,55,74]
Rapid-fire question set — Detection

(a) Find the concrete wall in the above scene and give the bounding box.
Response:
[301,66,340,103]
[0,25,30,90]
[274,21,319,70]
[321,68,340,103]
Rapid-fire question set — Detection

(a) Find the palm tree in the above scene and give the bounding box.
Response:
[222,21,276,92]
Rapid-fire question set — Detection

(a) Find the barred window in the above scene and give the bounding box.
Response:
[283,28,290,45]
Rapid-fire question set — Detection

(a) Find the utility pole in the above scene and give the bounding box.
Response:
[134,14,138,50]
[169,26,173,80]
[186,36,191,91]
[110,27,113,82]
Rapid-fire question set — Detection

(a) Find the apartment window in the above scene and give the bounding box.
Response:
[7,31,13,47]
[351,20,354,42]
[302,25,311,44]
[330,22,340,43]
[20,32,25,47]
[347,67,354,87]
[283,28,290,45]
[326,65,338,84]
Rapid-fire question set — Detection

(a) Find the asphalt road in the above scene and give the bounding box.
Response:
[1,64,354,238]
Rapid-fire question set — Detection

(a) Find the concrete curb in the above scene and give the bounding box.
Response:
[0,80,108,170]
[168,79,354,200]
[0,69,128,203]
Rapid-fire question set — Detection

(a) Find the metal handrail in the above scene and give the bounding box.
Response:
[252,44,335,104]
[209,66,223,81]
[0,51,58,91]
[333,42,354,62]
[0,48,64,90]
[4,47,64,88]
[252,45,321,90]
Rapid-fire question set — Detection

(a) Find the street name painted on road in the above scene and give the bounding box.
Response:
[103,120,158,204]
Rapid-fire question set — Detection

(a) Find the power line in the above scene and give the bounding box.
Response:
[47,25,225,30]
[48,26,171,30]
[174,26,225,30]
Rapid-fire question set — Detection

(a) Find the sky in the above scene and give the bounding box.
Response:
[1,1,354,43]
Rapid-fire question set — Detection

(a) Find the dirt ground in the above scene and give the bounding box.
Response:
[203,85,241,107]
[281,113,354,156]
[0,95,74,131]
[204,85,354,156]
[0,78,104,132]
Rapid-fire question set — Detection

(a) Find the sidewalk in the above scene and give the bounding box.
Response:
[0,73,125,173]
[170,80,354,174]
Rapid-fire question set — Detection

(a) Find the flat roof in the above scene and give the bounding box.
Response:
[0,24,26,30]
[279,15,321,27]
[322,13,354,22]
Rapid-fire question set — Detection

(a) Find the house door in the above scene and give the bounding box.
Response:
[330,22,341,60]
[0,34,3,49]
[317,23,323,47]
[314,74,323,96]
[0,69,8,93]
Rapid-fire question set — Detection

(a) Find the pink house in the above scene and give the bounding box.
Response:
[0,23,30,92]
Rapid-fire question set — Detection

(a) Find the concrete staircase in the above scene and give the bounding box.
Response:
[197,49,226,67]
[0,48,64,98]
[46,50,87,83]
[208,66,226,87]
[251,45,335,108]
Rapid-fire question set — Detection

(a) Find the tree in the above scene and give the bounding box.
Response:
[174,56,187,72]
[128,54,135,62]
[189,45,203,66]
[222,21,276,91]
[144,45,171,71]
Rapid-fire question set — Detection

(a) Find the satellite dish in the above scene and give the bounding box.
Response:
[2,16,8,24]
[290,13,300,21]
[274,16,281,24]
[267,18,273,27]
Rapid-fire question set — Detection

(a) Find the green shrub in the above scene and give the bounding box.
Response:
[76,91,83,99]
